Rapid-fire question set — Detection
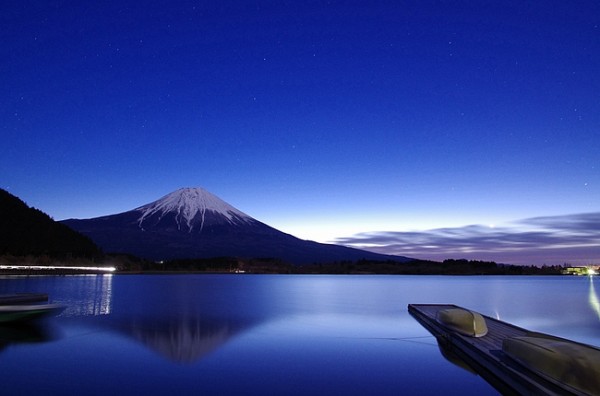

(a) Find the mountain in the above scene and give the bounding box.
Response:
[61,187,410,264]
[0,189,101,258]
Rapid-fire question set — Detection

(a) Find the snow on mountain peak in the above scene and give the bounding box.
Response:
[136,187,253,231]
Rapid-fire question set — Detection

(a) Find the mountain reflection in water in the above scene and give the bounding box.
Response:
[54,275,262,364]
[122,316,255,363]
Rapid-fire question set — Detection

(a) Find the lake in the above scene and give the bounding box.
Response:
[1,274,599,395]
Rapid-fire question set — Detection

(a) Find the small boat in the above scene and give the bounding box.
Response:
[436,307,488,337]
[0,293,49,305]
[0,303,65,323]
[409,304,600,396]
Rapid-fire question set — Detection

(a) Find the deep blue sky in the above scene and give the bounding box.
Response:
[2,1,599,265]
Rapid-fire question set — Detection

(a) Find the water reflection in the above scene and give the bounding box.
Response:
[121,316,256,363]
[0,322,58,352]
[588,276,600,320]
[4,275,566,395]
[61,275,113,317]
[58,275,264,364]
[0,274,258,363]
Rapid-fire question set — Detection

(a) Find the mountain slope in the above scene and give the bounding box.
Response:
[61,187,409,264]
[0,189,101,258]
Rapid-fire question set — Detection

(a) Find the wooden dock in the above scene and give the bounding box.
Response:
[0,293,49,305]
[408,304,598,396]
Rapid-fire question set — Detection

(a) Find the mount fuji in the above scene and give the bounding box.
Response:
[61,187,410,264]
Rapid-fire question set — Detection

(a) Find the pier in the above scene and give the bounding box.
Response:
[409,304,600,395]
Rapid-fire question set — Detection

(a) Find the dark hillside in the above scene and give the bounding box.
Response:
[0,189,101,258]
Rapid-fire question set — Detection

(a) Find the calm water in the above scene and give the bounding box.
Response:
[1,274,599,395]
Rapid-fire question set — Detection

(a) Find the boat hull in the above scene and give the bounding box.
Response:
[0,304,65,323]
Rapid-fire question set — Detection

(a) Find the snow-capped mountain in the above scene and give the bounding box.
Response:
[61,187,409,264]
[136,188,253,232]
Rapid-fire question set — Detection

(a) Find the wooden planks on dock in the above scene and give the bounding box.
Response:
[408,304,592,396]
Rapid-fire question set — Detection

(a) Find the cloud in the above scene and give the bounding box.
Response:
[334,212,600,266]
[519,212,600,233]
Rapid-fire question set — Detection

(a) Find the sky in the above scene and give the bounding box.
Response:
[2,1,599,266]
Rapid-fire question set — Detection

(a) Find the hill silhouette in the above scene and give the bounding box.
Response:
[0,189,101,258]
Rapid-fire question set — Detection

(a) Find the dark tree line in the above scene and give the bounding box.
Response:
[120,256,564,275]
[291,258,563,275]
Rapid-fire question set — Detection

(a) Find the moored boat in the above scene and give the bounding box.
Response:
[0,303,65,323]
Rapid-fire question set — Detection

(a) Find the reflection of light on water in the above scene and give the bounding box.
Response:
[62,274,113,316]
[588,276,600,321]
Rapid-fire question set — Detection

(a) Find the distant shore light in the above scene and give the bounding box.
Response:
[588,267,597,276]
